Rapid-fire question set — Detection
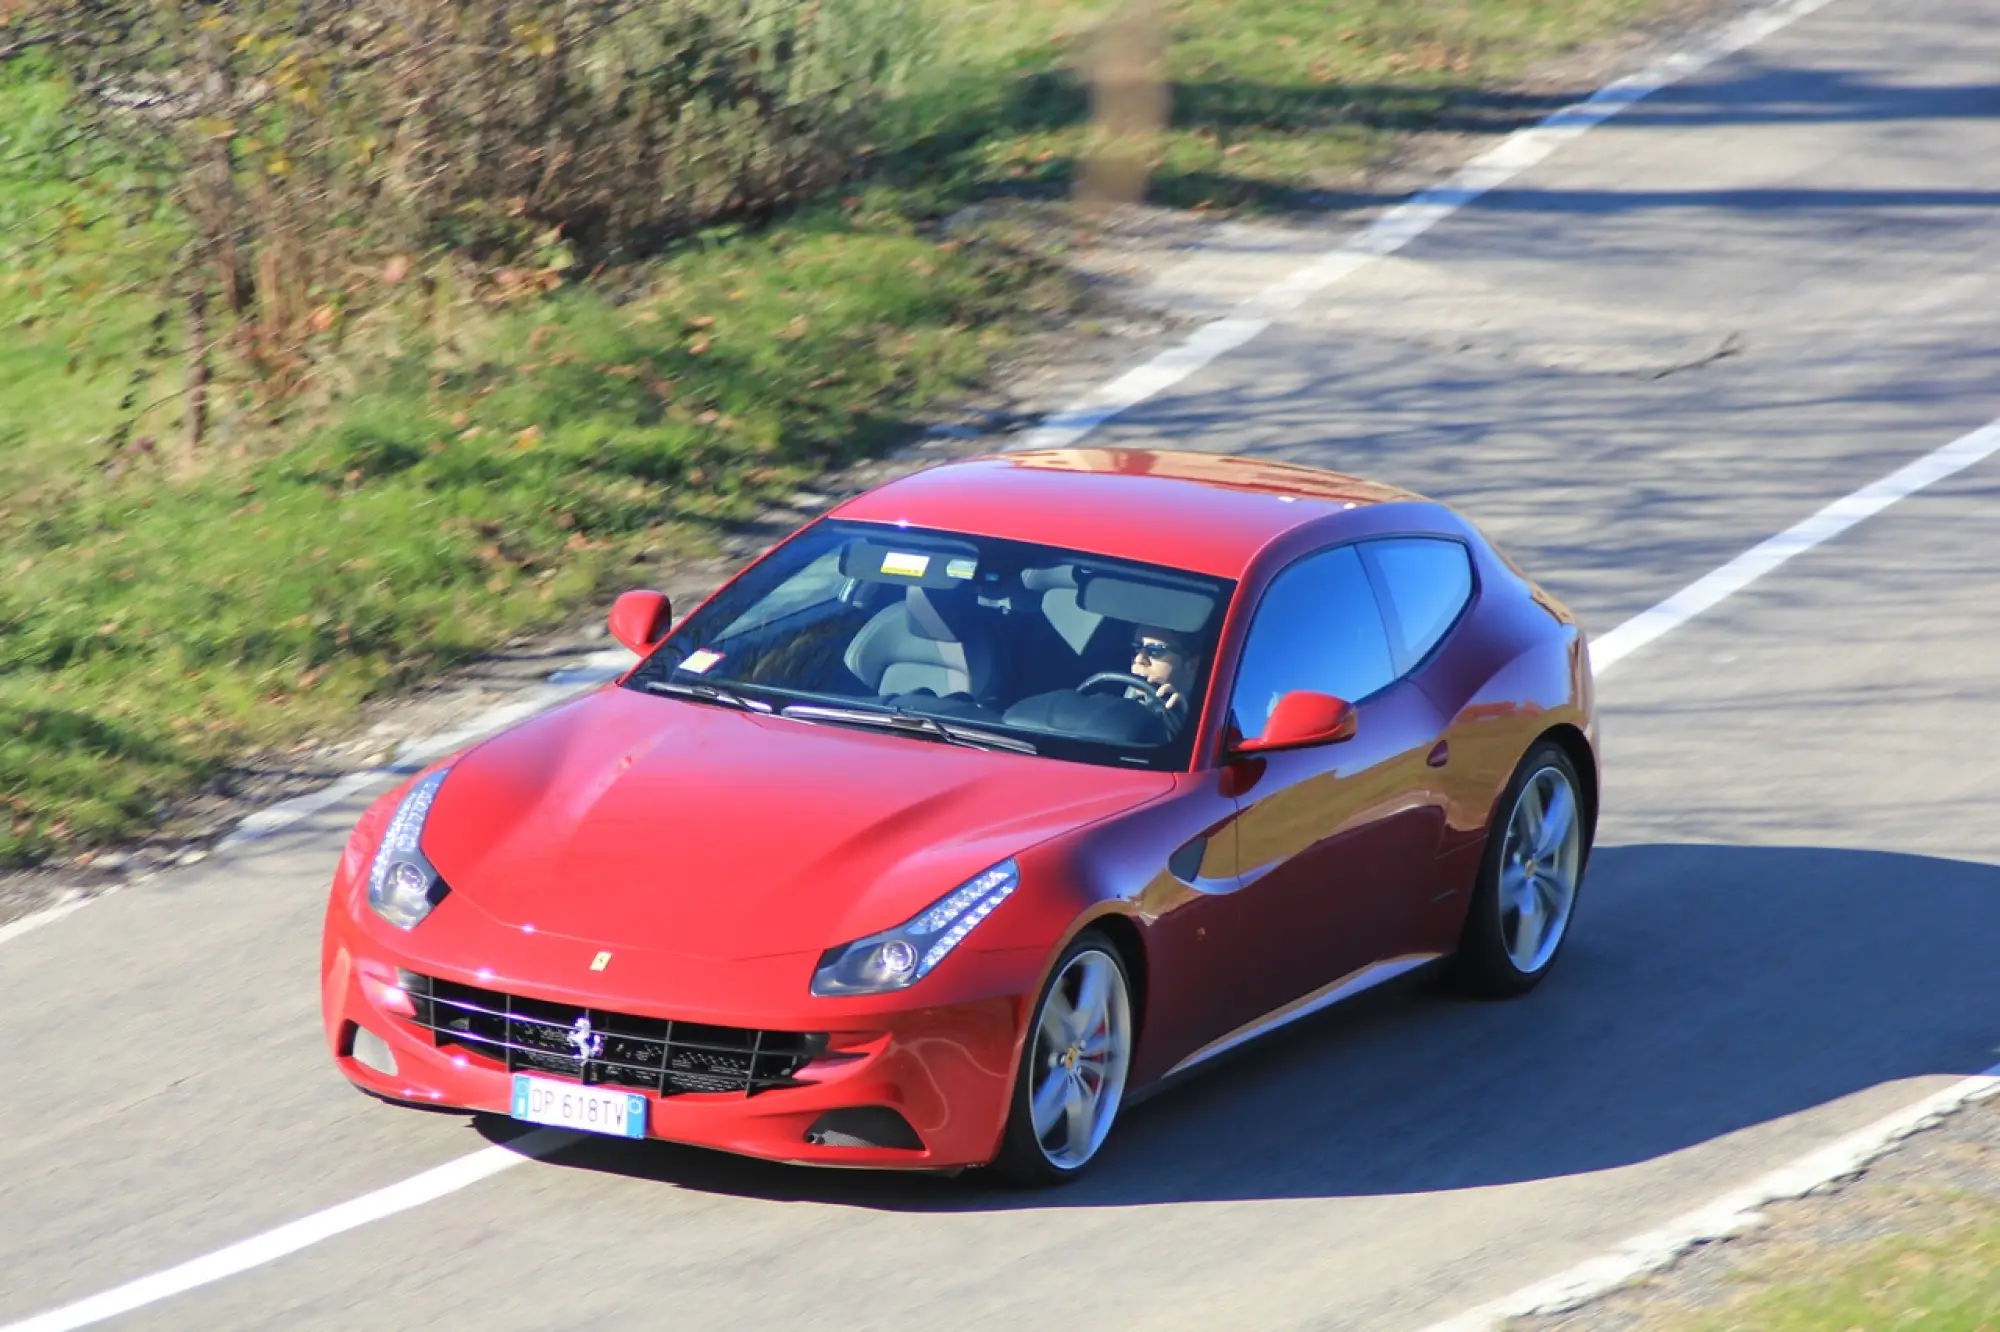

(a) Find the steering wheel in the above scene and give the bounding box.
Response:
[1077,671,1170,718]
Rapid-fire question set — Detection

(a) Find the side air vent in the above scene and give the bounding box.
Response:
[804,1107,925,1151]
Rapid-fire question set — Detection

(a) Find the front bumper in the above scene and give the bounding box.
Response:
[321,898,1034,1170]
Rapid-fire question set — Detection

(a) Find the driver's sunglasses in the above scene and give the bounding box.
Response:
[1130,637,1178,661]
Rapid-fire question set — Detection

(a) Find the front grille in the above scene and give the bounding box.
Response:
[403,973,826,1097]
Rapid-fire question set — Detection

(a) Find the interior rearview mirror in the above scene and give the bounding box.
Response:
[1232,690,1356,756]
[608,589,673,656]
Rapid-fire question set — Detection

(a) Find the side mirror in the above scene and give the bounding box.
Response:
[608,589,673,656]
[1233,691,1356,756]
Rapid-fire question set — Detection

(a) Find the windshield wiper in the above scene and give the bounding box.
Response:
[644,680,773,713]
[780,703,1038,755]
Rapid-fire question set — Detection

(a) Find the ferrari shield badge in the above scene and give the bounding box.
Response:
[590,951,612,971]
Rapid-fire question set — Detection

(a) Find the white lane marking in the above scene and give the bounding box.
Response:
[1591,418,2000,674]
[1015,317,1272,450]
[0,1133,564,1332]
[0,895,94,948]
[1010,0,1835,451]
[219,770,389,846]
[1421,1062,2000,1332]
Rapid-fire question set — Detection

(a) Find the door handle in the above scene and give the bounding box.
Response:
[1426,740,1450,768]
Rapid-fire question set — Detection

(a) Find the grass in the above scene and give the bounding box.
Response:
[1654,1201,2000,1331]
[4,0,1686,865]
[0,200,1068,860]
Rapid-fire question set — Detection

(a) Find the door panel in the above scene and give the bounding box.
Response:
[1120,774,1258,1085]
[1231,680,1448,1018]
[1217,542,1451,1023]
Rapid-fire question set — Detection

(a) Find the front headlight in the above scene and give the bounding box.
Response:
[811,859,1019,997]
[365,769,452,930]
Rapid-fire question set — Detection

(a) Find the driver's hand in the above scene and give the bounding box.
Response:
[1155,681,1184,713]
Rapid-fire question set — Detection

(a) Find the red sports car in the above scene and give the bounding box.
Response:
[321,448,1598,1183]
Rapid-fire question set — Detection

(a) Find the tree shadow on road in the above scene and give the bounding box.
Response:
[486,841,2000,1211]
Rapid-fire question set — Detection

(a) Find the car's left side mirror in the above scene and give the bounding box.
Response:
[608,589,673,656]
[1232,690,1356,756]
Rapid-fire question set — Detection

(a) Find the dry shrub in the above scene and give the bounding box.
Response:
[23,0,927,440]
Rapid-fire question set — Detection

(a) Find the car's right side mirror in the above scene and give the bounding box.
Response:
[1231,690,1357,756]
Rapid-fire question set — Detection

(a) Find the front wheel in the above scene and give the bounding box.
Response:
[1451,741,1590,998]
[991,932,1134,1186]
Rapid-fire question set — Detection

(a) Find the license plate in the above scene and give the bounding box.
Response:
[510,1074,647,1139]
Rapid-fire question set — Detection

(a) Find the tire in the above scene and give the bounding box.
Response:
[990,931,1135,1186]
[1450,740,1591,999]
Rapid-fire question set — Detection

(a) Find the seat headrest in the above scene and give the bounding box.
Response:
[905,585,979,643]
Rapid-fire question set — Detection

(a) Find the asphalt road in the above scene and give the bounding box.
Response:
[5,0,2000,1328]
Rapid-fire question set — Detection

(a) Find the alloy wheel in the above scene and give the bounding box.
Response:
[1498,764,1583,974]
[1027,948,1132,1171]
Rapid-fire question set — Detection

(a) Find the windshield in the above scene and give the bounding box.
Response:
[623,519,1236,770]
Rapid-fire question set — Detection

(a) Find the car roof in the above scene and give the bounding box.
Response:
[827,448,1431,578]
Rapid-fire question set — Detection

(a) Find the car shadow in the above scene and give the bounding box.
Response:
[475,841,2000,1211]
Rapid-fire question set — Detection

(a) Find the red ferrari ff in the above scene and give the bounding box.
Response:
[322,447,1598,1184]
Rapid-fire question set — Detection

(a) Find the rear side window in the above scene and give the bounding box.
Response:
[1229,545,1396,738]
[1364,538,1475,669]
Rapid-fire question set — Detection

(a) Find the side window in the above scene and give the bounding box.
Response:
[1230,545,1395,738]
[1364,538,1474,668]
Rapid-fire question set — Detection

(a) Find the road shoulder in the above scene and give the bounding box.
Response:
[1509,1092,2000,1331]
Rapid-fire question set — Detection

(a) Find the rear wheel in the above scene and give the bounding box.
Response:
[992,932,1134,1186]
[1452,741,1589,998]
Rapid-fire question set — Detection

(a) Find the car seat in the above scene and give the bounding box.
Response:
[842,584,1004,701]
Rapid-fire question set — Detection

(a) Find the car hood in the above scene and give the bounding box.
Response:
[420,687,1172,961]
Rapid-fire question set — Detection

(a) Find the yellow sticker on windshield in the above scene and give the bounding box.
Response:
[945,558,977,580]
[677,649,723,674]
[880,551,931,578]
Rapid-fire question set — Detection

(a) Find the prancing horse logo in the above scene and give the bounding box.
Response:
[566,1016,604,1063]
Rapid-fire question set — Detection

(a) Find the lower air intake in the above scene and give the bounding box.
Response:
[804,1107,925,1151]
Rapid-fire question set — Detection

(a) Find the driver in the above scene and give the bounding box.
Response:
[1127,626,1199,736]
